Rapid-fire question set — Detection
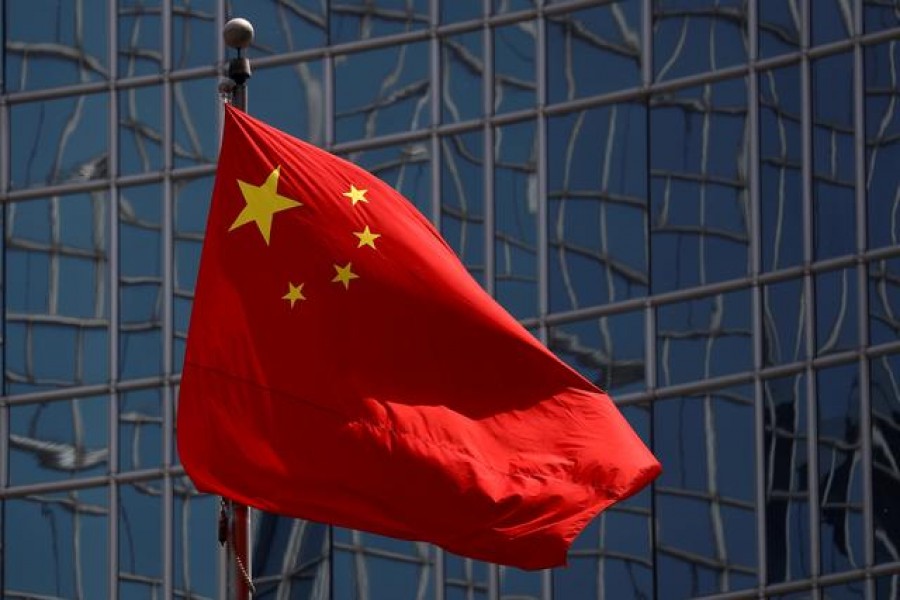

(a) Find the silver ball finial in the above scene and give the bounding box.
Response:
[223,18,254,50]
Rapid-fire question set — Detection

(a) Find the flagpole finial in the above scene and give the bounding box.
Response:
[224,18,254,50]
[223,18,254,110]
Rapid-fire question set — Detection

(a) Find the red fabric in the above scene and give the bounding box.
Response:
[177,104,661,570]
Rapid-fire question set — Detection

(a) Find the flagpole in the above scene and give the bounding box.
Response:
[222,18,254,600]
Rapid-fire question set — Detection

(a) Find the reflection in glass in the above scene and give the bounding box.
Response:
[441,132,485,283]
[442,31,484,123]
[119,0,162,77]
[813,52,856,261]
[5,0,108,91]
[5,193,110,394]
[654,385,757,597]
[119,86,164,175]
[548,104,648,310]
[227,0,326,54]
[822,580,867,599]
[119,389,162,472]
[656,289,753,387]
[650,77,749,293]
[865,1,900,33]
[765,374,810,583]
[332,529,435,600]
[812,0,855,46]
[653,0,746,81]
[171,0,215,69]
[869,257,900,346]
[334,42,430,143]
[9,395,109,486]
[330,0,429,44]
[866,40,900,250]
[252,61,326,146]
[494,120,537,319]
[10,95,110,190]
[120,185,163,379]
[871,355,900,569]
[252,514,329,598]
[174,478,218,598]
[815,268,858,357]
[119,480,164,596]
[760,66,803,271]
[816,364,864,576]
[762,277,806,367]
[445,555,489,600]
[546,2,641,104]
[758,1,801,58]
[173,78,219,167]
[4,487,108,599]
[548,311,645,395]
[493,22,536,114]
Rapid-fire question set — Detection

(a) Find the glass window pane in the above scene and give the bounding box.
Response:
[547,3,642,104]
[548,311,646,396]
[869,257,900,346]
[332,530,435,599]
[871,354,900,568]
[227,0,326,54]
[173,78,219,168]
[815,267,858,357]
[441,131,486,284]
[10,95,110,190]
[120,184,163,379]
[656,289,753,388]
[812,0,855,46]
[252,61,326,147]
[174,479,220,598]
[119,0,162,77]
[334,43,431,143]
[651,78,749,293]
[493,0,535,13]
[764,373,811,583]
[759,1,801,59]
[865,0,900,33]
[494,120,538,319]
[653,0,747,81]
[119,389,163,472]
[119,85,164,175]
[5,0,108,92]
[654,385,758,597]
[760,66,804,272]
[4,488,109,599]
[548,104,648,309]
[445,555,489,600]
[442,0,482,23]
[252,513,330,595]
[5,194,110,394]
[119,480,164,596]
[493,22,536,114]
[9,395,109,486]
[762,277,807,367]
[171,0,215,70]
[442,31,484,123]
[813,52,856,261]
[816,363,864,576]
[330,0,429,45]
[865,41,900,251]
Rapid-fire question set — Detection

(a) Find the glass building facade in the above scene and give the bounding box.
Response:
[2,0,900,598]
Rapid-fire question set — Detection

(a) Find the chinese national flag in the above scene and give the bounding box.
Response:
[177,104,660,570]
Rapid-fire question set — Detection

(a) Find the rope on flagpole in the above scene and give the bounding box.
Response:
[219,499,257,595]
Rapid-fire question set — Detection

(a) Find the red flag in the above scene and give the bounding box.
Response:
[177,104,660,570]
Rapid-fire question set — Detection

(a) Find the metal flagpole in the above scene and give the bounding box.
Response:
[220,17,255,600]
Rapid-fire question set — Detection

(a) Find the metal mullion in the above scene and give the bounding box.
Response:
[642,0,652,87]
[0,65,9,502]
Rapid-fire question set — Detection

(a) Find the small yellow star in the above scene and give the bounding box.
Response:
[342,185,368,206]
[230,166,302,245]
[354,225,381,249]
[331,263,359,290]
[282,282,306,308]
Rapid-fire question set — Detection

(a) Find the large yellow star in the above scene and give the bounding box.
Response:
[229,166,302,245]
[354,225,381,249]
[282,282,306,308]
[331,262,359,289]
[342,185,368,206]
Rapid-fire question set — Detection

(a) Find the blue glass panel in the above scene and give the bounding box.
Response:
[813,52,856,261]
[821,579,867,599]
[865,41,900,251]
[656,289,753,387]
[173,482,220,598]
[812,0,855,46]
[172,0,216,69]
[548,311,646,395]
[119,0,162,77]
[343,141,431,215]
[760,66,804,271]
[876,574,900,599]
[252,61,326,147]
[494,22,536,114]
[334,42,431,142]
[870,257,900,345]
[494,120,538,319]
[442,31,484,123]
[173,79,219,168]
[119,86,164,175]
[651,78,749,293]
[227,0,326,54]
[252,513,329,595]
[759,1,801,58]
[443,0,483,23]
[5,0,108,91]
[4,488,108,599]
[763,277,807,367]
[765,373,811,583]
[546,2,642,103]
[332,530,435,600]
[815,268,858,357]
[548,104,648,309]
[119,389,162,471]
[445,555,489,600]
[441,131,485,284]
[330,0,429,44]
[653,0,746,81]
[865,0,900,33]
[499,567,541,598]
[10,95,109,190]
[119,480,164,595]
[871,354,900,568]
[655,385,758,597]
[493,0,536,13]
[816,363,865,576]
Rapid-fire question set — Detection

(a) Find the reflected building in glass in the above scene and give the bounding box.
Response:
[2,0,900,598]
